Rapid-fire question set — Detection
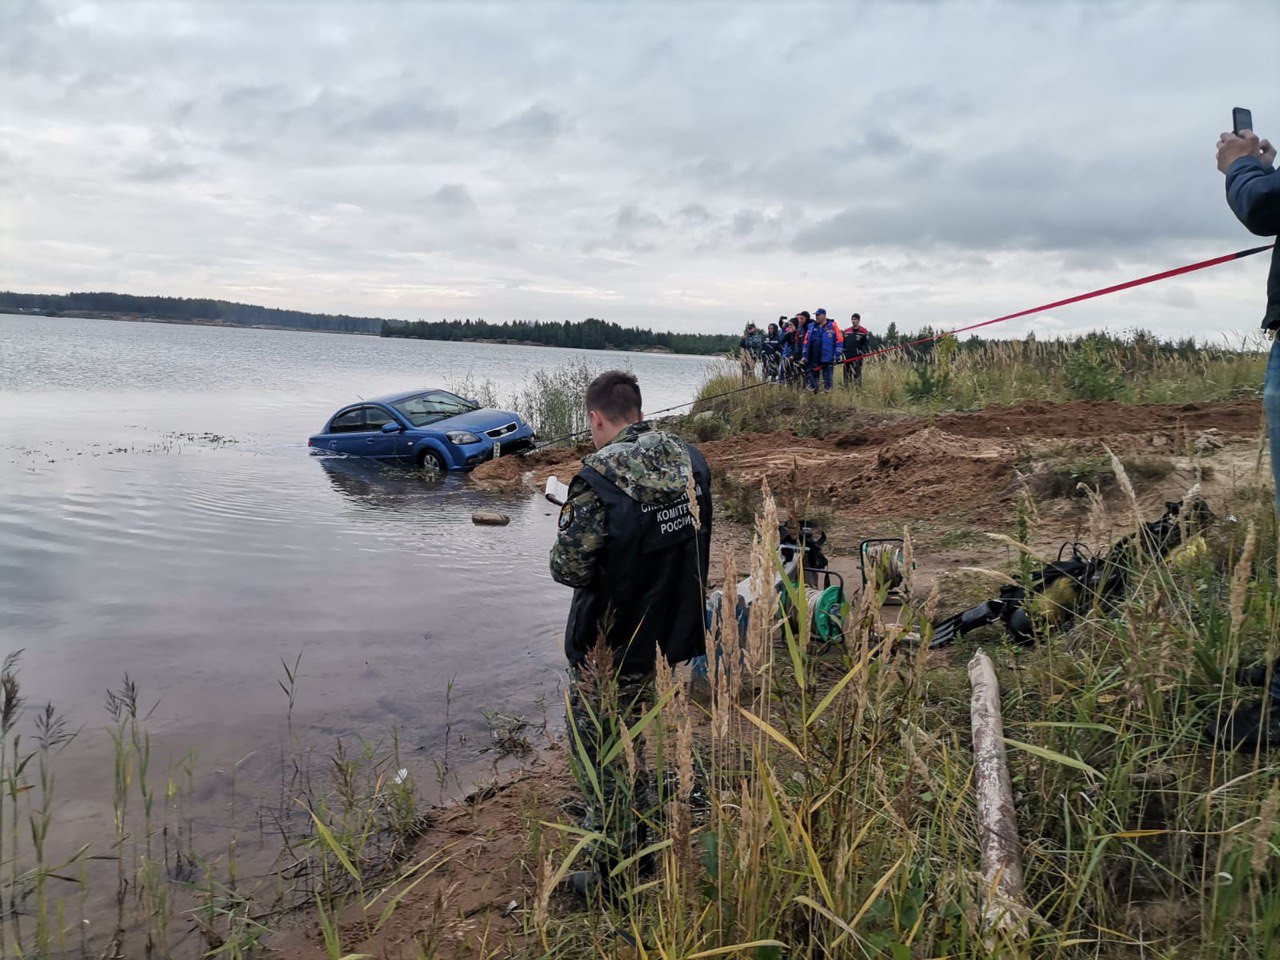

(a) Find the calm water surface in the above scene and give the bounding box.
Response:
[0,313,712,840]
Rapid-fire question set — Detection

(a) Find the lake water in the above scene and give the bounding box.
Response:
[0,313,714,901]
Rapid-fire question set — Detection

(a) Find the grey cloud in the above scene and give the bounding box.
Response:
[198,83,458,157]
[219,83,290,110]
[125,157,199,183]
[1160,286,1197,310]
[0,0,55,76]
[349,96,459,138]
[280,88,457,140]
[1060,249,1122,272]
[429,184,476,214]
[851,125,908,158]
[493,104,563,143]
[615,205,665,232]
[789,144,1225,255]
[677,204,711,223]
[732,210,760,237]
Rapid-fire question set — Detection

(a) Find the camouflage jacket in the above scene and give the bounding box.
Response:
[549,421,696,588]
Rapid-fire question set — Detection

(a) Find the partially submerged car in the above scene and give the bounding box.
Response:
[308,389,535,471]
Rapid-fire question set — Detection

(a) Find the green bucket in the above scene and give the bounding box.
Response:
[813,584,845,643]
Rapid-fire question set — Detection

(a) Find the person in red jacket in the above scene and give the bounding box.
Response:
[842,313,870,387]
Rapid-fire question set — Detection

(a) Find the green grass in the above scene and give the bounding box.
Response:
[690,331,1268,437]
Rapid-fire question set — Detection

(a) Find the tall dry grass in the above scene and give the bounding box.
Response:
[534,479,1280,959]
[691,331,1269,439]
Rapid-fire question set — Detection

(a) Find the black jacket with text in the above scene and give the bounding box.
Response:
[556,424,712,674]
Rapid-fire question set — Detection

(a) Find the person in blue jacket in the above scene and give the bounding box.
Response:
[1219,125,1279,505]
[803,308,841,392]
[783,312,811,386]
[1212,122,1280,750]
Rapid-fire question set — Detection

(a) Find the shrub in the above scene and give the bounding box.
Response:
[1064,339,1125,401]
[516,359,598,442]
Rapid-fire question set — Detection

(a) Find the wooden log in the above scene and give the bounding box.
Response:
[968,648,1029,940]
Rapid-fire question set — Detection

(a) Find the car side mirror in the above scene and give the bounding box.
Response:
[381,421,403,434]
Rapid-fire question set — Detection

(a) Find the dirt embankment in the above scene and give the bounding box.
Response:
[272,757,575,959]
[278,398,1268,959]
[475,399,1264,523]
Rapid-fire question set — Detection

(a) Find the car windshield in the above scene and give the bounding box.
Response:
[390,390,478,427]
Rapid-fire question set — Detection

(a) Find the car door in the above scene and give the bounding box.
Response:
[323,407,369,455]
[360,405,403,460]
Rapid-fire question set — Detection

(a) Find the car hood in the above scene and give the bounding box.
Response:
[425,408,523,433]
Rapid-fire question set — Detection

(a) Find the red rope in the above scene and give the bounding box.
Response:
[848,243,1275,364]
[540,243,1275,442]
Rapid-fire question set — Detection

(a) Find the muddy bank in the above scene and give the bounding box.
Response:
[475,399,1265,524]
[829,398,1261,446]
[271,756,575,959]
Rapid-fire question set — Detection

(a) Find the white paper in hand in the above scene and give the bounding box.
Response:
[544,476,571,506]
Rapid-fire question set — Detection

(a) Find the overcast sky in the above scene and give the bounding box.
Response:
[1,0,1277,339]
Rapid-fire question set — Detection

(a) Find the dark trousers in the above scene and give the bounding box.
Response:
[807,364,833,392]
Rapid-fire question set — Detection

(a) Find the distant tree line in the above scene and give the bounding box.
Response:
[382,316,739,355]
[0,291,383,334]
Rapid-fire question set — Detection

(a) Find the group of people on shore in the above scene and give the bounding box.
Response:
[738,309,871,392]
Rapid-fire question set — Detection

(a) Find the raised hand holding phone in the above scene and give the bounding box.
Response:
[1218,109,1265,174]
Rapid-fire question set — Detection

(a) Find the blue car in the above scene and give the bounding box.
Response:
[308,388,536,471]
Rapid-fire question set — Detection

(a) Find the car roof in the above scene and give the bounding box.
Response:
[365,387,458,405]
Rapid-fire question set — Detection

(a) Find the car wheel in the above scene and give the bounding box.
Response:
[419,449,446,475]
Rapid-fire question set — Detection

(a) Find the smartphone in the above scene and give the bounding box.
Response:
[1233,107,1253,135]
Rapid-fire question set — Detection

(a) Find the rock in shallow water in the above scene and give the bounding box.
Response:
[472,510,510,526]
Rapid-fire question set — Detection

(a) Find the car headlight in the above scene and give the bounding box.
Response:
[446,430,482,445]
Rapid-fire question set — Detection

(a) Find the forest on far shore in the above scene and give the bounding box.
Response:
[2,291,740,353]
[381,316,738,354]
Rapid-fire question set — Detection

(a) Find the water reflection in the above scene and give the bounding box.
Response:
[317,453,470,510]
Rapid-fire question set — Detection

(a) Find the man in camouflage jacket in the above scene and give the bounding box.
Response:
[549,370,712,899]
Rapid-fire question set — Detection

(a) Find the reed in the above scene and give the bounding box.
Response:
[448,357,601,443]
[0,653,440,959]
[534,478,1280,959]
